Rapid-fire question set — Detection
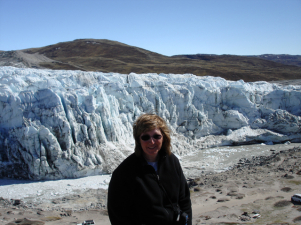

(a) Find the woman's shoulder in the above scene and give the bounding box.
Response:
[166,152,180,163]
[112,153,139,175]
[164,153,183,173]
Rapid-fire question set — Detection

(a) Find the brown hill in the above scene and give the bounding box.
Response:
[249,54,301,67]
[175,54,301,68]
[2,39,301,82]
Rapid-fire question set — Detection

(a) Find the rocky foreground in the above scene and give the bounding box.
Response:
[0,146,301,225]
[189,145,301,224]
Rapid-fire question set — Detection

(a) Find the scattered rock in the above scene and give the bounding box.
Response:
[217,214,226,218]
[227,191,245,199]
[242,211,249,216]
[227,191,237,196]
[283,174,294,179]
[235,193,245,199]
[199,215,211,220]
[240,215,251,221]
[60,210,72,217]
[217,198,230,202]
[188,179,198,188]
[13,199,22,206]
[194,187,201,192]
[265,196,275,200]
[52,200,60,204]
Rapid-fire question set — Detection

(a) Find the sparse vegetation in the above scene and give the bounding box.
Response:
[274,200,292,207]
[194,177,201,182]
[41,216,62,221]
[7,218,46,225]
[288,180,301,185]
[280,187,292,192]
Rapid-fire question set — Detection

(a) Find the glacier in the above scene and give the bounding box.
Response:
[0,66,300,180]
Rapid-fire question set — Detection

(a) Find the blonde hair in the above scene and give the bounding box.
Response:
[133,114,171,156]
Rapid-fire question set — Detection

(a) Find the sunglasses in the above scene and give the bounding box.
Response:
[140,134,162,141]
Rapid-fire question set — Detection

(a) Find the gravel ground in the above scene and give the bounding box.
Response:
[1,145,301,225]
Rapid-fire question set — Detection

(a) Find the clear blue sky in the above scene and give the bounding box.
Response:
[0,0,300,56]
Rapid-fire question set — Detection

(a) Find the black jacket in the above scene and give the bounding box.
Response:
[108,151,192,225]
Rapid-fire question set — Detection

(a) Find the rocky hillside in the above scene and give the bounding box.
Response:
[0,39,301,82]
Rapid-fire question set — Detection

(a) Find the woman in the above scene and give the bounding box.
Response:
[108,114,192,225]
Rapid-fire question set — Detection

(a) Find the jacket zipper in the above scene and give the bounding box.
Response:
[156,172,181,221]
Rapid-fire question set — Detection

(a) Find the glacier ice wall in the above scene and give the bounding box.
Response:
[0,67,300,180]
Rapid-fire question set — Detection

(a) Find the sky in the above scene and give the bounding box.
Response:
[0,0,300,56]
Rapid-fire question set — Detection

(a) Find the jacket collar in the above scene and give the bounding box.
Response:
[137,149,167,167]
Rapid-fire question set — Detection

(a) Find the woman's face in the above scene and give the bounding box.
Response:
[140,128,163,162]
